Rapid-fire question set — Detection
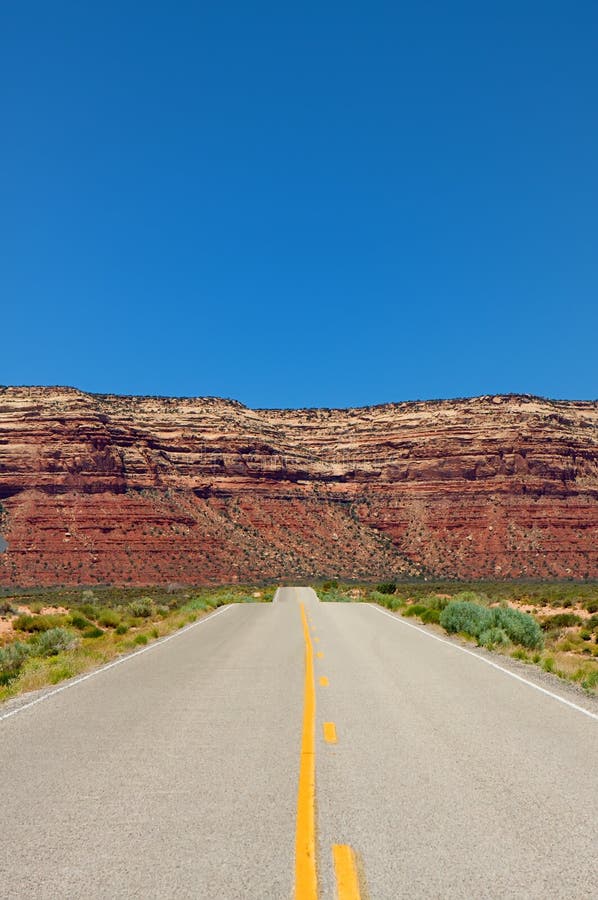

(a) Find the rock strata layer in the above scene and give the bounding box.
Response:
[0,387,596,585]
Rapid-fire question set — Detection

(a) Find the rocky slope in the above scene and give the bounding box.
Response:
[0,387,596,585]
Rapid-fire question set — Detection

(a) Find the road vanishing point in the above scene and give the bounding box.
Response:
[1,587,597,898]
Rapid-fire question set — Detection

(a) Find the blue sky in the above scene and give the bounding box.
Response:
[2,2,597,408]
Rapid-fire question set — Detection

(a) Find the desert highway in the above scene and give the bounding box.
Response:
[1,587,597,899]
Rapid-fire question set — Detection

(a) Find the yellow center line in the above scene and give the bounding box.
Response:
[319,676,329,687]
[295,602,318,899]
[323,722,337,744]
[332,845,362,900]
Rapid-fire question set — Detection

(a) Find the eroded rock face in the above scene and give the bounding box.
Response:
[0,387,596,585]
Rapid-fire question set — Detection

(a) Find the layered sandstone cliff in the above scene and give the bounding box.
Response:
[0,387,596,585]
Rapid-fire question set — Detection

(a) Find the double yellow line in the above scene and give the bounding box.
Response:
[294,602,362,900]
[295,602,318,897]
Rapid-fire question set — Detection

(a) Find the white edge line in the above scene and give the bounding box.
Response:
[273,587,281,603]
[0,604,235,724]
[371,605,598,722]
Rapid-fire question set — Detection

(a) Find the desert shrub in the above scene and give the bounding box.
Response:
[440,601,492,637]
[134,634,149,645]
[421,594,451,611]
[580,630,592,642]
[370,591,394,605]
[115,623,129,635]
[0,600,16,616]
[69,612,92,630]
[32,628,79,656]
[584,600,598,614]
[385,595,404,611]
[403,604,427,618]
[97,609,121,628]
[0,641,30,684]
[581,671,598,692]
[82,625,104,639]
[440,601,543,649]
[541,613,582,630]
[128,598,155,618]
[542,656,555,673]
[167,597,184,610]
[420,608,441,625]
[478,627,510,649]
[490,607,544,649]
[376,582,397,595]
[49,662,74,684]
[13,614,66,633]
[79,604,100,620]
[186,598,209,612]
[322,580,339,591]
[452,590,486,605]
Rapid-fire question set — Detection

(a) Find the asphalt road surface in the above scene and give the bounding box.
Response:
[1,587,596,899]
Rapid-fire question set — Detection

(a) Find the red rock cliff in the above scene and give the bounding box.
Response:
[0,387,596,585]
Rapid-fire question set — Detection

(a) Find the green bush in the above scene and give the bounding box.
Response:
[0,641,30,684]
[0,600,16,616]
[186,598,209,612]
[322,580,339,591]
[421,594,451,611]
[478,627,510,649]
[541,613,582,630]
[420,608,441,625]
[403,604,427,618]
[69,612,93,630]
[375,582,397,595]
[440,601,543,649]
[97,609,121,628]
[452,590,486,605]
[440,601,493,637]
[79,604,100,620]
[115,623,129,635]
[82,626,104,639]
[31,628,78,656]
[581,671,598,692]
[13,614,66,633]
[128,598,155,618]
[134,634,149,645]
[490,607,544,649]
[385,595,404,611]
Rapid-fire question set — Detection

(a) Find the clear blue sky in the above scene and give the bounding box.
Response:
[2,2,597,408]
